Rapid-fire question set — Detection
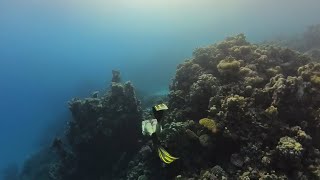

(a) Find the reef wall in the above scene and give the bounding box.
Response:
[126,34,320,179]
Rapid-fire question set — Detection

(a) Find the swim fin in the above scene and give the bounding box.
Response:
[157,146,179,164]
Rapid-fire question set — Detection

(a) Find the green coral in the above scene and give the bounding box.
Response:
[199,118,218,134]
[239,65,265,86]
[276,136,303,158]
[244,76,264,86]
[239,67,254,76]
[222,95,246,110]
[229,45,255,59]
[265,105,278,118]
[217,57,241,75]
[208,105,218,116]
[311,75,320,86]
[298,63,320,86]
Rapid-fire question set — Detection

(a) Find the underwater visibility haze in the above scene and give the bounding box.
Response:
[1,0,320,179]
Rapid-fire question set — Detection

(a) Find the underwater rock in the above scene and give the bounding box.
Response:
[185,129,199,141]
[199,134,212,147]
[139,145,153,160]
[52,70,142,180]
[137,175,148,180]
[112,69,121,83]
[261,156,271,166]
[199,166,227,180]
[230,153,244,168]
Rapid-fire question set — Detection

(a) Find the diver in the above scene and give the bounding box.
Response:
[141,103,179,164]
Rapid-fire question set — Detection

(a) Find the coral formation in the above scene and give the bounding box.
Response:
[298,62,320,86]
[217,57,241,76]
[162,34,320,179]
[112,69,121,83]
[51,70,142,179]
[21,33,320,180]
[276,136,303,164]
[199,118,218,134]
[265,105,278,118]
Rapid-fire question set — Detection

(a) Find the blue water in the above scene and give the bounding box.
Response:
[0,0,320,178]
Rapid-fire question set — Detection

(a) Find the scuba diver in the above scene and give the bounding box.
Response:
[141,103,179,164]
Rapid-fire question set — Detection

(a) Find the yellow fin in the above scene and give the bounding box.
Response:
[159,148,175,163]
[158,148,172,164]
[154,103,168,111]
[159,146,179,160]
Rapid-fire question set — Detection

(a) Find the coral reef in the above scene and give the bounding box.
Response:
[23,33,320,179]
[298,62,320,86]
[161,34,320,179]
[51,70,143,180]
